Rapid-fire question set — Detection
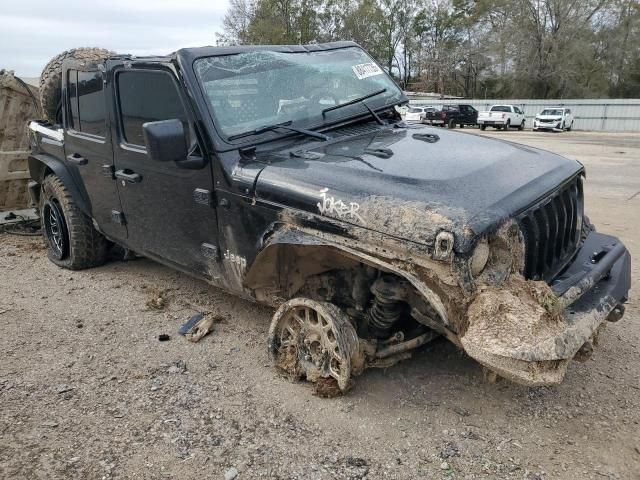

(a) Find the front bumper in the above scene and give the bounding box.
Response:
[534,120,561,130]
[460,230,631,385]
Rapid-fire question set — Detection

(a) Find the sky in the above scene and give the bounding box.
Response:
[0,0,230,78]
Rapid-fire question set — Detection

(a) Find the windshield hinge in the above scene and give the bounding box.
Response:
[239,147,257,163]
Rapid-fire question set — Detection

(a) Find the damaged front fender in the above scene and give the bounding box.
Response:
[461,231,631,386]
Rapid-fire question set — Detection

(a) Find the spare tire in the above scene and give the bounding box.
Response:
[40,47,114,124]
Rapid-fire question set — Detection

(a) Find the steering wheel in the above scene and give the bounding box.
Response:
[309,88,339,108]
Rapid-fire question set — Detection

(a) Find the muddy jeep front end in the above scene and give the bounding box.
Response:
[248,127,631,391]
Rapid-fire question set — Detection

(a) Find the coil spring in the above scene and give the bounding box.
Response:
[366,277,405,338]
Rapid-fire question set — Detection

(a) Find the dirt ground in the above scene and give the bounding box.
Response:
[1,130,639,480]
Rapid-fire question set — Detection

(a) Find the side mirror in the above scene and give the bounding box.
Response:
[142,119,187,163]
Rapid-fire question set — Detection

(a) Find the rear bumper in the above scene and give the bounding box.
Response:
[461,231,631,385]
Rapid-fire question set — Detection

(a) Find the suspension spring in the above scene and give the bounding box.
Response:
[366,275,407,338]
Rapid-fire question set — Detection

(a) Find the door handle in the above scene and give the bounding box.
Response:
[115,169,142,183]
[66,153,87,165]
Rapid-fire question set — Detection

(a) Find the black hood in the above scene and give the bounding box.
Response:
[253,125,583,252]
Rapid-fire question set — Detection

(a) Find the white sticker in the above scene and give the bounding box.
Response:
[352,62,383,80]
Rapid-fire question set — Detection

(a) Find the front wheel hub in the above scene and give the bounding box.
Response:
[268,298,360,393]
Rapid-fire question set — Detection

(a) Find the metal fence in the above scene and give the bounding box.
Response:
[407,97,640,132]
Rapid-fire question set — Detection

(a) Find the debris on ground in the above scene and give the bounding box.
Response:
[158,334,170,342]
[145,287,169,310]
[224,467,239,480]
[178,313,221,342]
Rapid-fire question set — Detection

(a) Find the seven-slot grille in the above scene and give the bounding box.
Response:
[518,176,584,282]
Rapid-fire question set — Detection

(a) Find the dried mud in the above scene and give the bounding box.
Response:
[463,275,565,360]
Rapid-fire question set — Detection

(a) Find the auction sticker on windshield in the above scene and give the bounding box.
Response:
[352,62,383,80]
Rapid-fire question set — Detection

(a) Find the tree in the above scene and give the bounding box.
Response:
[217,0,640,98]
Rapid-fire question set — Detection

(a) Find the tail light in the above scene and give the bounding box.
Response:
[440,111,446,119]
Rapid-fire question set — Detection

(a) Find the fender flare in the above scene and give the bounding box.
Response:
[28,153,91,215]
[245,227,450,325]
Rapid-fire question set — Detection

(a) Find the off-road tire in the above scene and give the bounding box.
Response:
[40,175,109,269]
[40,47,114,124]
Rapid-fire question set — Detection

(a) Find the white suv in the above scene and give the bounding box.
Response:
[404,106,432,122]
[533,107,574,131]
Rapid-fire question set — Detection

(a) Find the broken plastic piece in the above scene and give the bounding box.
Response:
[178,313,204,335]
[179,313,215,342]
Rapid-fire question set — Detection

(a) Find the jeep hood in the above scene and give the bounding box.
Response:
[253,126,583,252]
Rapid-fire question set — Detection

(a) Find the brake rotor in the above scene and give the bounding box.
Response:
[268,298,359,392]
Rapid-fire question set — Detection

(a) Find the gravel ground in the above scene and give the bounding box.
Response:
[1,131,639,480]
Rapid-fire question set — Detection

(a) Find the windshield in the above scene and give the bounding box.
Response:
[490,105,511,112]
[540,109,564,116]
[194,47,403,139]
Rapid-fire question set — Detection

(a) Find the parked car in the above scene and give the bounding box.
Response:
[533,107,574,131]
[422,104,478,128]
[28,43,630,394]
[404,105,432,122]
[478,105,525,130]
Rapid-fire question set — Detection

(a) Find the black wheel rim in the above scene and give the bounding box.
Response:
[43,199,69,260]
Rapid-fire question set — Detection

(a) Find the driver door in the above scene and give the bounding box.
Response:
[109,66,219,277]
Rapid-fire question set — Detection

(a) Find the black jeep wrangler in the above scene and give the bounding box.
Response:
[27,42,630,393]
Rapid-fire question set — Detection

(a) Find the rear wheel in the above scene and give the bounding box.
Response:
[447,119,456,129]
[40,47,114,123]
[505,120,511,130]
[480,124,486,131]
[518,120,525,131]
[40,175,109,269]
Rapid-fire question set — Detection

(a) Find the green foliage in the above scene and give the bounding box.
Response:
[218,0,640,98]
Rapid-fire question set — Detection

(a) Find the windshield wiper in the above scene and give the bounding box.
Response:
[228,121,328,141]
[322,88,387,117]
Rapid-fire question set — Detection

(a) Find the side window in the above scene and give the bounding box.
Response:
[68,70,80,128]
[67,70,106,137]
[117,70,187,147]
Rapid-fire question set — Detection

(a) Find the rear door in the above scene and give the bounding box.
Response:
[109,65,219,277]
[461,105,477,124]
[513,106,524,125]
[63,67,125,240]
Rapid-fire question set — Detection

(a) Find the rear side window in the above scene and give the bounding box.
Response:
[117,70,187,147]
[67,70,106,137]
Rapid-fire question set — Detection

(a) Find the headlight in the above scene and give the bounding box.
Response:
[470,237,490,276]
[469,221,524,286]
